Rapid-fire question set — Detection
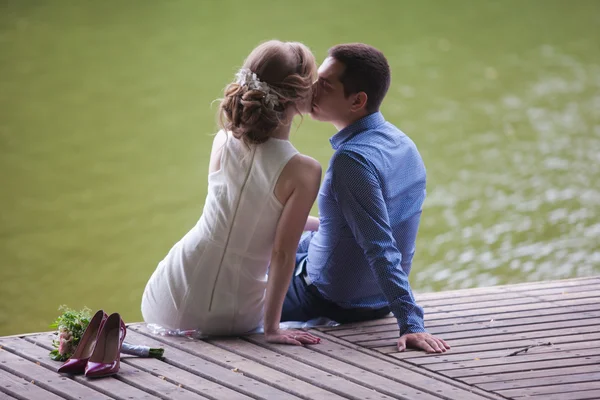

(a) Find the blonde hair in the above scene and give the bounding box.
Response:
[219,40,317,145]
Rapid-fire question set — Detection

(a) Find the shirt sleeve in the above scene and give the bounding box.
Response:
[330,150,426,335]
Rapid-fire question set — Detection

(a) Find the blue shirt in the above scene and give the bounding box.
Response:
[306,112,426,335]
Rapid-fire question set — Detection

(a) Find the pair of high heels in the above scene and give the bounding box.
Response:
[57,310,126,378]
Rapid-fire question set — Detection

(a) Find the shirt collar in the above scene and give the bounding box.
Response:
[329,112,386,150]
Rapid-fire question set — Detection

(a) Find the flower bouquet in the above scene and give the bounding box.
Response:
[49,305,164,361]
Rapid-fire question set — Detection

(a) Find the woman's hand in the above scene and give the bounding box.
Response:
[265,329,322,346]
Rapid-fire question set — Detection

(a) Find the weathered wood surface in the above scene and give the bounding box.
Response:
[324,276,600,400]
[1,276,598,399]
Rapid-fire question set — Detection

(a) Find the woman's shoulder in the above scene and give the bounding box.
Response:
[213,129,228,145]
[209,130,230,174]
[286,153,322,183]
[288,152,320,170]
[275,153,321,206]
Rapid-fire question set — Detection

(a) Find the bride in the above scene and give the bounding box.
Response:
[141,40,322,345]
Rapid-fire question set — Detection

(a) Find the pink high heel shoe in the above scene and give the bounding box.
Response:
[84,313,126,378]
[57,310,108,374]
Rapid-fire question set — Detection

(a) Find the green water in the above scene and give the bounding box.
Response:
[1,1,599,336]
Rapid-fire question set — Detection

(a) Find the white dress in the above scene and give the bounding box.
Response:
[141,131,299,335]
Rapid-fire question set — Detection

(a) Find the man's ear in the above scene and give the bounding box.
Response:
[350,92,368,112]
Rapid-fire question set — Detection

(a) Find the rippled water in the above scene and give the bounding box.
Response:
[1,1,599,335]
[412,44,600,290]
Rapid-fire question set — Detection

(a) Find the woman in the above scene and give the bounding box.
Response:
[141,40,322,345]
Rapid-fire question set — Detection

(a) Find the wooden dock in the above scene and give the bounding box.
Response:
[1,276,599,400]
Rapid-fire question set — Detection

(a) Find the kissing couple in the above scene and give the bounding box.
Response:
[141,40,450,354]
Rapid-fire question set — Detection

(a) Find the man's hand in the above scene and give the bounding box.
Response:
[397,332,450,353]
[265,329,322,346]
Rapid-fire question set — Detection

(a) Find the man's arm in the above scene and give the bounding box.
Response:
[330,151,424,334]
[331,151,449,353]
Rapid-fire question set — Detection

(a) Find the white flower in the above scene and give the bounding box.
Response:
[234,68,280,109]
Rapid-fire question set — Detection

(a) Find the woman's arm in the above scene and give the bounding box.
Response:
[304,216,320,232]
[263,155,321,344]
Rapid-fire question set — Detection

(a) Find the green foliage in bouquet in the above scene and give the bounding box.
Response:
[49,305,92,361]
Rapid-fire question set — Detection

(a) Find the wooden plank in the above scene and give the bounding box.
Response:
[554,297,600,306]
[420,324,599,350]
[497,380,600,398]
[28,333,228,400]
[434,297,544,313]
[521,389,600,400]
[412,277,599,303]
[0,331,59,339]
[325,294,598,333]
[431,312,600,338]
[436,301,557,318]
[131,326,342,400]
[441,319,600,342]
[417,291,525,308]
[442,324,600,347]
[34,330,254,400]
[4,335,159,400]
[122,330,256,400]
[396,339,600,364]
[337,309,600,339]
[462,363,600,385]
[0,347,111,400]
[478,371,600,391]
[360,323,600,349]
[441,355,600,378]
[459,299,600,318]
[421,348,600,372]
[347,317,600,344]
[245,334,490,400]
[538,290,600,301]
[410,332,600,362]
[430,310,600,332]
[328,302,600,337]
[414,287,507,301]
[27,333,233,400]
[224,337,445,400]
[116,363,208,400]
[501,276,599,291]
[319,308,450,331]
[443,301,600,321]
[412,277,591,302]
[206,337,400,400]
[105,328,302,400]
[383,332,600,356]
[516,283,600,297]
[329,298,546,324]
[351,325,500,344]
[309,329,508,400]
[329,316,474,336]
[0,368,64,400]
[324,311,461,330]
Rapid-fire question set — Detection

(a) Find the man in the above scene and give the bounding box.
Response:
[281,43,450,353]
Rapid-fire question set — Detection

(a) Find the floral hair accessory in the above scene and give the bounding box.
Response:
[235,68,281,109]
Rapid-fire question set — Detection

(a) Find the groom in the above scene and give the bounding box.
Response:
[281,43,450,353]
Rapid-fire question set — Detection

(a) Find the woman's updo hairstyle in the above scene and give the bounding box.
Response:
[219,40,317,145]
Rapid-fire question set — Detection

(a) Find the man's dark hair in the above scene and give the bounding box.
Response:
[328,43,391,113]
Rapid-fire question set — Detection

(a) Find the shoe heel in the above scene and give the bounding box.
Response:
[84,313,126,378]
